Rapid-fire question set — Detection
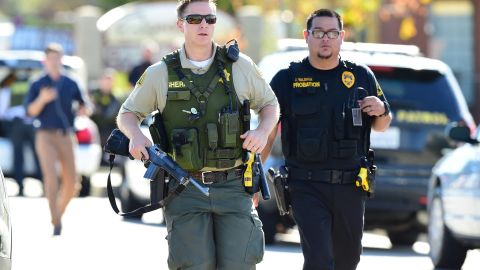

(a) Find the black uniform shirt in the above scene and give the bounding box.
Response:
[270,57,388,171]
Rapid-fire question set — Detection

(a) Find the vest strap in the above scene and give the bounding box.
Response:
[169,52,224,117]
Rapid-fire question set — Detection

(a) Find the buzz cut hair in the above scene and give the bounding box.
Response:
[306,9,343,31]
[44,42,64,55]
[176,0,217,19]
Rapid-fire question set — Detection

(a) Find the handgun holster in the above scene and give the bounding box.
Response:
[267,166,291,216]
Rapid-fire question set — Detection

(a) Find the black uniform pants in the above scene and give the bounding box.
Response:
[289,179,366,270]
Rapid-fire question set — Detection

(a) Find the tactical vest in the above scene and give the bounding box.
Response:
[281,58,374,170]
[162,47,243,172]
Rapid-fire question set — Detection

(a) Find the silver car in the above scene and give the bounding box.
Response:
[0,166,12,270]
[428,123,480,269]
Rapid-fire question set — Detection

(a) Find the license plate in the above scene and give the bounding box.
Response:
[370,127,400,149]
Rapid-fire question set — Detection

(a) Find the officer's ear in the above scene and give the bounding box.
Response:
[176,19,185,33]
[303,29,309,41]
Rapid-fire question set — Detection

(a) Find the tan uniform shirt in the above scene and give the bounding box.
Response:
[120,43,278,121]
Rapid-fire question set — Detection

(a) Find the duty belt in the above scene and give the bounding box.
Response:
[191,167,243,185]
[289,168,357,184]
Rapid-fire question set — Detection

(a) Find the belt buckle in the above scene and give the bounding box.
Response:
[202,171,214,185]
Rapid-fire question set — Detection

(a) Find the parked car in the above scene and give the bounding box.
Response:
[0,50,102,196]
[0,166,12,270]
[427,123,480,269]
[256,41,476,245]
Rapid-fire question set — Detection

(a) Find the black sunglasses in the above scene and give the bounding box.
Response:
[182,14,217,24]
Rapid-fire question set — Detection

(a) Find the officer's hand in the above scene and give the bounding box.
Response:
[129,134,152,161]
[240,129,268,153]
[358,96,385,117]
[39,87,57,103]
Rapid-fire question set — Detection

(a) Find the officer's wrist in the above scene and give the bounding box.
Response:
[378,101,390,117]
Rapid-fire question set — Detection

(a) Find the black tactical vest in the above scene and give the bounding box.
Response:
[162,47,243,172]
[280,58,375,170]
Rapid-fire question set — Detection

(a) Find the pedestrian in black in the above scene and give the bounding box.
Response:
[127,44,155,87]
[264,9,392,270]
[89,68,121,147]
[0,69,41,195]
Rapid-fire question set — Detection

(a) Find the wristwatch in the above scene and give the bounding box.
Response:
[380,101,390,117]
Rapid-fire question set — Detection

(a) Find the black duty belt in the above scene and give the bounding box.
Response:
[190,167,243,185]
[289,168,357,184]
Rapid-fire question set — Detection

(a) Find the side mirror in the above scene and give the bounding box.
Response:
[446,123,478,144]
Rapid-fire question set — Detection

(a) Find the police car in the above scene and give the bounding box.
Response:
[428,123,480,269]
[257,41,475,245]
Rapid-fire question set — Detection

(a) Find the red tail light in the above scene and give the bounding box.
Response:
[419,195,428,206]
[76,128,92,144]
[369,66,395,73]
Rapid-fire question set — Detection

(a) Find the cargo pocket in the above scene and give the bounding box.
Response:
[166,219,182,269]
[244,217,265,264]
[297,128,327,162]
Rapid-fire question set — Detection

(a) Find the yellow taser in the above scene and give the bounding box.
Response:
[243,152,254,187]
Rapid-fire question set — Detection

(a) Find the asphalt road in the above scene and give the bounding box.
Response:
[5,178,480,270]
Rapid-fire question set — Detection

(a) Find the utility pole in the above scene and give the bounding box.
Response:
[474,0,480,123]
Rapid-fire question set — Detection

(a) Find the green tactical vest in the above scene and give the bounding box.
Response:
[162,47,243,172]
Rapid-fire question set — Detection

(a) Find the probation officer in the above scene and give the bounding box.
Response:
[116,0,279,269]
[264,9,392,270]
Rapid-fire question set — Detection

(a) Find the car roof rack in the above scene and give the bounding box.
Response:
[342,42,421,56]
[276,39,421,57]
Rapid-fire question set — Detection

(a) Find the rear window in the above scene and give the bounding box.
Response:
[371,66,459,120]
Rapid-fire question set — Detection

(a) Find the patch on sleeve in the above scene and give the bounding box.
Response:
[376,83,384,97]
[136,71,146,87]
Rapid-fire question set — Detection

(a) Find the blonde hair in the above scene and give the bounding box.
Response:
[44,43,64,55]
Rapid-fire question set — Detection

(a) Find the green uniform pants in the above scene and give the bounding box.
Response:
[164,175,264,270]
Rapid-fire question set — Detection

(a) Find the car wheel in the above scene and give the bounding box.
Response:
[119,183,144,220]
[387,225,419,246]
[428,188,467,269]
[78,175,91,197]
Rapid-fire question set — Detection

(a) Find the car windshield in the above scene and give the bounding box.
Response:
[372,67,458,118]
